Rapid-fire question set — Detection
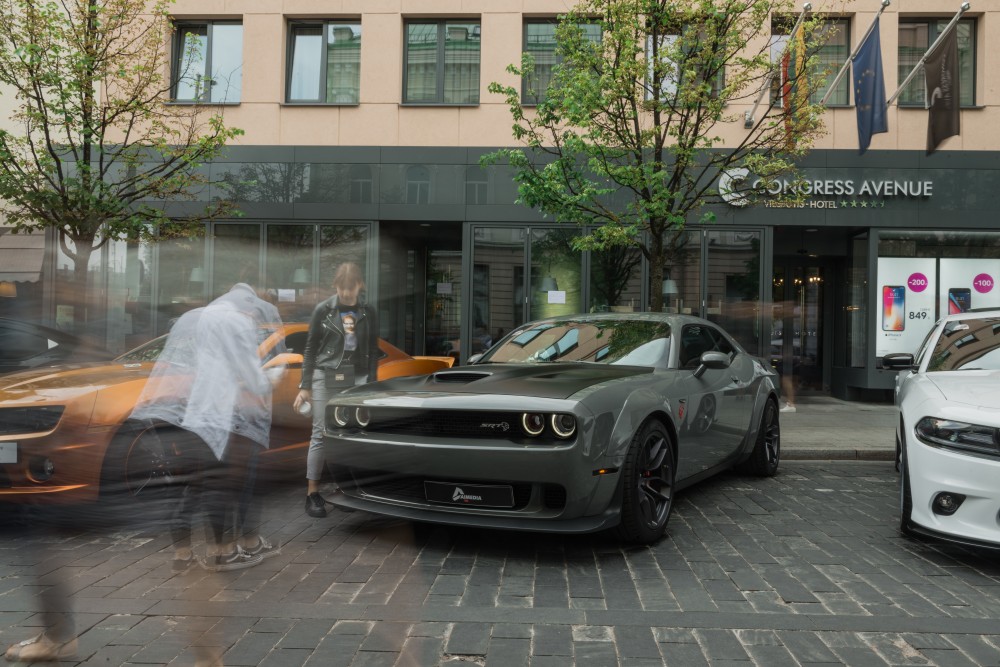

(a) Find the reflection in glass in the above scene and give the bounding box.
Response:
[174,26,207,101]
[212,224,260,299]
[589,245,642,313]
[405,23,438,103]
[473,227,525,346]
[484,318,672,367]
[318,225,369,292]
[266,225,314,322]
[155,232,206,336]
[706,230,761,354]
[210,24,243,103]
[530,228,581,320]
[658,230,701,316]
[425,251,462,358]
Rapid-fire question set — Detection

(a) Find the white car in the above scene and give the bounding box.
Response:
[883,310,1000,549]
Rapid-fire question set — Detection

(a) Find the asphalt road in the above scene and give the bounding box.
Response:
[1,461,999,666]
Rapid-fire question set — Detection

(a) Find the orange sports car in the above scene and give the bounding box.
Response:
[0,322,453,504]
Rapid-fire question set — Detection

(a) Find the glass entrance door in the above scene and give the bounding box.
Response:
[771,264,825,402]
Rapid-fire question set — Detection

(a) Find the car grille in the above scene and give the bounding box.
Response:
[363,409,525,439]
[346,468,566,511]
[0,406,64,436]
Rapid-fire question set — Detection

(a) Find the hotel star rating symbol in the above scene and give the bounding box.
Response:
[838,200,886,209]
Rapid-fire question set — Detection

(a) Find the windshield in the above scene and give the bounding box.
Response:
[926,317,1000,372]
[115,327,279,365]
[479,319,671,367]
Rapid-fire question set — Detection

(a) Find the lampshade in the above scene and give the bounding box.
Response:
[292,267,311,284]
[188,267,204,282]
[661,279,679,296]
[540,276,558,292]
[0,281,16,298]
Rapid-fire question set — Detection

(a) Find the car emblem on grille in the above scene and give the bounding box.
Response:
[479,422,510,431]
[452,487,483,502]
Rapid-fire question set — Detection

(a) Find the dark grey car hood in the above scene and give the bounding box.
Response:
[365,363,653,400]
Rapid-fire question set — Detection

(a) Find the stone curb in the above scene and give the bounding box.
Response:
[783,448,895,461]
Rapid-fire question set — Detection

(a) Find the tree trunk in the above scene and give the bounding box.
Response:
[648,231,665,312]
[69,241,98,342]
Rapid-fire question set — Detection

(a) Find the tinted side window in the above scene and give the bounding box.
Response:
[0,330,50,361]
[283,331,308,355]
[679,325,718,368]
[707,327,735,357]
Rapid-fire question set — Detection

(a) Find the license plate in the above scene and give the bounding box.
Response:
[0,442,16,464]
[424,481,514,508]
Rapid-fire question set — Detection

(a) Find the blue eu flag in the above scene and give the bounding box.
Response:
[853,19,888,154]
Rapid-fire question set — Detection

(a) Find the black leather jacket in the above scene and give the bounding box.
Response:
[299,296,379,389]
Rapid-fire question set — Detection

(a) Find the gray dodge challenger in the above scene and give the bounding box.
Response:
[324,313,780,544]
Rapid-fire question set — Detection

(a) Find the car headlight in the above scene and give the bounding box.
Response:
[521,413,545,436]
[0,407,65,436]
[550,413,576,439]
[914,417,999,457]
[355,407,370,428]
[332,406,351,428]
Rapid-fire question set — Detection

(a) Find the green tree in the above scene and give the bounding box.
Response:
[484,0,831,311]
[0,0,242,329]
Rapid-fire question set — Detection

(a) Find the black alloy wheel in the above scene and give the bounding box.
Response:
[739,399,780,476]
[102,422,181,503]
[616,420,676,544]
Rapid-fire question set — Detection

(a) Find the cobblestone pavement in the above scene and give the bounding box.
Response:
[2,462,999,666]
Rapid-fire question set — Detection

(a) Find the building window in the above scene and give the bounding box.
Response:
[465,166,488,205]
[349,165,373,204]
[287,21,361,104]
[406,166,430,204]
[404,21,480,104]
[172,22,243,103]
[771,18,849,105]
[898,19,975,107]
[522,20,601,105]
[646,25,725,101]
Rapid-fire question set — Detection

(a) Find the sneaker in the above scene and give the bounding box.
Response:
[305,492,327,518]
[242,537,281,560]
[5,634,78,662]
[779,403,796,413]
[172,553,196,573]
[201,546,262,572]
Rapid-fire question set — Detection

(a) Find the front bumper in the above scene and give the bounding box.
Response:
[907,434,1000,548]
[325,429,622,533]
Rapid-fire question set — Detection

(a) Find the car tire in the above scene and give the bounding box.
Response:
[101,420,182,506]
[615,420,676,545]
[739,398,780,477]
[899,439,913,536]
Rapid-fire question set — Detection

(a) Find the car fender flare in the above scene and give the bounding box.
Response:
[602,388,679,468]
[738,380,779,463]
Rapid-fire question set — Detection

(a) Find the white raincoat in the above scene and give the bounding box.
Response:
[131,284,282,461]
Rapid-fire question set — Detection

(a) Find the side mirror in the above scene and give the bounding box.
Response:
[882,353,915,371]
[693,351,730,378]
[467,353,484,365]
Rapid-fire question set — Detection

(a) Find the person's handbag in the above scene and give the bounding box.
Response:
[326,365,356,388]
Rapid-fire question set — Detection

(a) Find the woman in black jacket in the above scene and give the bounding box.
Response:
[292,262,378,517]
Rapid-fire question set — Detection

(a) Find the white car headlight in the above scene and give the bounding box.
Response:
[914,417,999,457]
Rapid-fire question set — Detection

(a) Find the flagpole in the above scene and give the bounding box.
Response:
[743,2,811,129]
[887,2,970,106]
[819,0,890,106]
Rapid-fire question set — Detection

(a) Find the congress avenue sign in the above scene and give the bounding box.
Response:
[718,168,934,209]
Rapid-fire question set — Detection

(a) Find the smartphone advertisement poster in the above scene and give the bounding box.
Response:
[876,258,936,357]
[939,259,1000,315]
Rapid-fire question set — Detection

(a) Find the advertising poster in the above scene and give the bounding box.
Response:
[875,257,936,357]
[938,259,1000,315]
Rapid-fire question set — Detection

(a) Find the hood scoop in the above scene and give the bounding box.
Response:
[432,370,492,383]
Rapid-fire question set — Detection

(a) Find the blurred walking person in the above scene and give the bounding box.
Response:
[293,262,378,517]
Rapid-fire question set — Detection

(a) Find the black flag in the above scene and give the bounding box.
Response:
[925,27,960,155]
